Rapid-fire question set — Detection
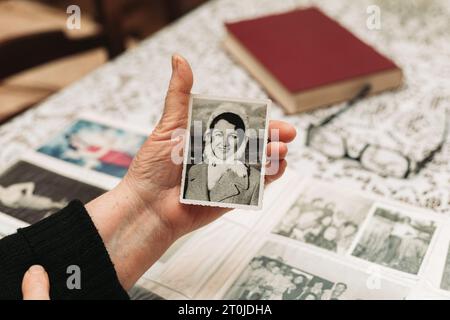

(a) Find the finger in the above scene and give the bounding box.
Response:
[265,159,287,184]
[161,54,194,127]
[268,120,297,143]
[267,142,288,160]
[22,265,50,300]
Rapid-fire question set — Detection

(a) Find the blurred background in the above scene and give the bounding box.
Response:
[0,0,209,123]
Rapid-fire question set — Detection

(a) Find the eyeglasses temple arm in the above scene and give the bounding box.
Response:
[413,110,449,174]
[318,84,372,127]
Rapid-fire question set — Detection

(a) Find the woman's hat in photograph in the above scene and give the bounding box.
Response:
[205,102,250,135]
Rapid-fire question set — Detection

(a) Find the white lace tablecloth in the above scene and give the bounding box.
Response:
[1,0,449,214]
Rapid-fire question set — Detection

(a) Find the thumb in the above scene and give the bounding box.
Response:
[159,54,193,130]
[22,265,50,300]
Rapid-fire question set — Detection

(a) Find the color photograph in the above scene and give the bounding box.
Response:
[38,119,146,178]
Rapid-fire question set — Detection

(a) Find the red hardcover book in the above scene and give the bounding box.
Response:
[224,7,402,114]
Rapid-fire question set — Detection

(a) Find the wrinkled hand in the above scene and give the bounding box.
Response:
[86,54,296,289]
[121,54,296,239]
[22,265,50,300]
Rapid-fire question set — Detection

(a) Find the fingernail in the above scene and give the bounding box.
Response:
[28,265,45,275]
[172,54,181,73]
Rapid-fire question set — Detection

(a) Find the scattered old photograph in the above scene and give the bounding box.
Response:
[0,161,106,224]
[352,206,436,275]
[180,95,270,209]
[440,243,450,291]
[128,285,163,300]
[225,255,334,300]
[223,241,411,300]
[272,181,373,254]
[37,119,146,178]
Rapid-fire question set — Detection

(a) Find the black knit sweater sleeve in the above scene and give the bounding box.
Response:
[0,200,129,300]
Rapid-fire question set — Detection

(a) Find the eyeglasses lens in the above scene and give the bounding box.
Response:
[360,145,409,178]
[308,129,346,158]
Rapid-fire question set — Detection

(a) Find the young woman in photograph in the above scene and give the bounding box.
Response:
[184,103,261,205]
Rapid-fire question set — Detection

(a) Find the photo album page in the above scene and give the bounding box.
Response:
[137,171,450,300]
[2,113,450,300]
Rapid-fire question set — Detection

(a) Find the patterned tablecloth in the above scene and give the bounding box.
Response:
[1,0,449,213]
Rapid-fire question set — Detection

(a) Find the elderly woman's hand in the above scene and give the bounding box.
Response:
[85,55,296,290]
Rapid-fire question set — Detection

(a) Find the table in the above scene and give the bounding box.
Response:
[1,0,450,214]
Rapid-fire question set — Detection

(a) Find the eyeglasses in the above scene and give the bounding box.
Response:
[306,86,448,179]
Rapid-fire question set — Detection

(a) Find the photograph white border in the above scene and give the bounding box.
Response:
[0,211,28,236]
[179,94,271,210]
[415,221,450,297]
[21,150,120,190]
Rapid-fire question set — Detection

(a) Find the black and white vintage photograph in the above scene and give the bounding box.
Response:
[272,181,373,254]
[0,161,106,224]
[225,255,335,300]
[180,95,270,209]
[352,206,437,275]
[223,241,411,300]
